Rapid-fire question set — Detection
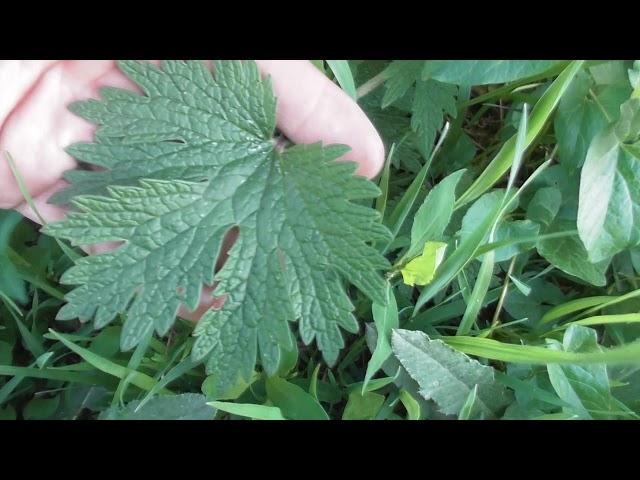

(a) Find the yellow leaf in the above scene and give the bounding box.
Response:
[401,242,447,287]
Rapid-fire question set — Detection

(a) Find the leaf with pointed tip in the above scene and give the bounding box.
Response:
[391,329,512,418]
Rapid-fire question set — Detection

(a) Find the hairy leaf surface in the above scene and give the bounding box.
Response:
[391,329,512,418]
[43,60,391,389]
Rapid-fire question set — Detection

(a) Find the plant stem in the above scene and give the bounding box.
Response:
[356,71,388,100]
[491,256,517,328]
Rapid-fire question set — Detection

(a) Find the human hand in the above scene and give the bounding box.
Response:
[0,60,385,319]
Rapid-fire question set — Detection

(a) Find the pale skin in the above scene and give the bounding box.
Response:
[0,60,385,320]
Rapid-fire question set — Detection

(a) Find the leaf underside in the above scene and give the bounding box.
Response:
[44,60,391,390]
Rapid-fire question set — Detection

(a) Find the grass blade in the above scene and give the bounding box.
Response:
[326,60,357,99]
[375,143,395,218]
[548,313,640,334]
[0,365,109,385]
[412,200,502,314]
[540,296,617,325]
[457,105,530,335]
[48,329,163,393]
[457,250,495,336]
[383,122,450,254]
[442,335,640,365]
[209,401,286,420]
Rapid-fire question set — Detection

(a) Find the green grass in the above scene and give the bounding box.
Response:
[1,59,640,420]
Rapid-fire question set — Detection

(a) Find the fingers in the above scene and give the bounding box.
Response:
[0,61,57,128]
[10,60,384,325]
[255,60,385,179]
[0,60,132,210]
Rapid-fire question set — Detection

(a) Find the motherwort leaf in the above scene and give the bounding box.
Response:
[43,60,391,390]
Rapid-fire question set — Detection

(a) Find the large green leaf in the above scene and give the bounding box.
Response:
[43,61,391,391]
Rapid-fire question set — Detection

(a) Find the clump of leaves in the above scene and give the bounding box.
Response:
[4,59,640,421]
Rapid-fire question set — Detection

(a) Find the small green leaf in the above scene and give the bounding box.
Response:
[538,219,609,287]
[401,241,447,287]
[406,169,466,260]
[342,390,386,420]
[399,389,421,420]
[88,326,122,358]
